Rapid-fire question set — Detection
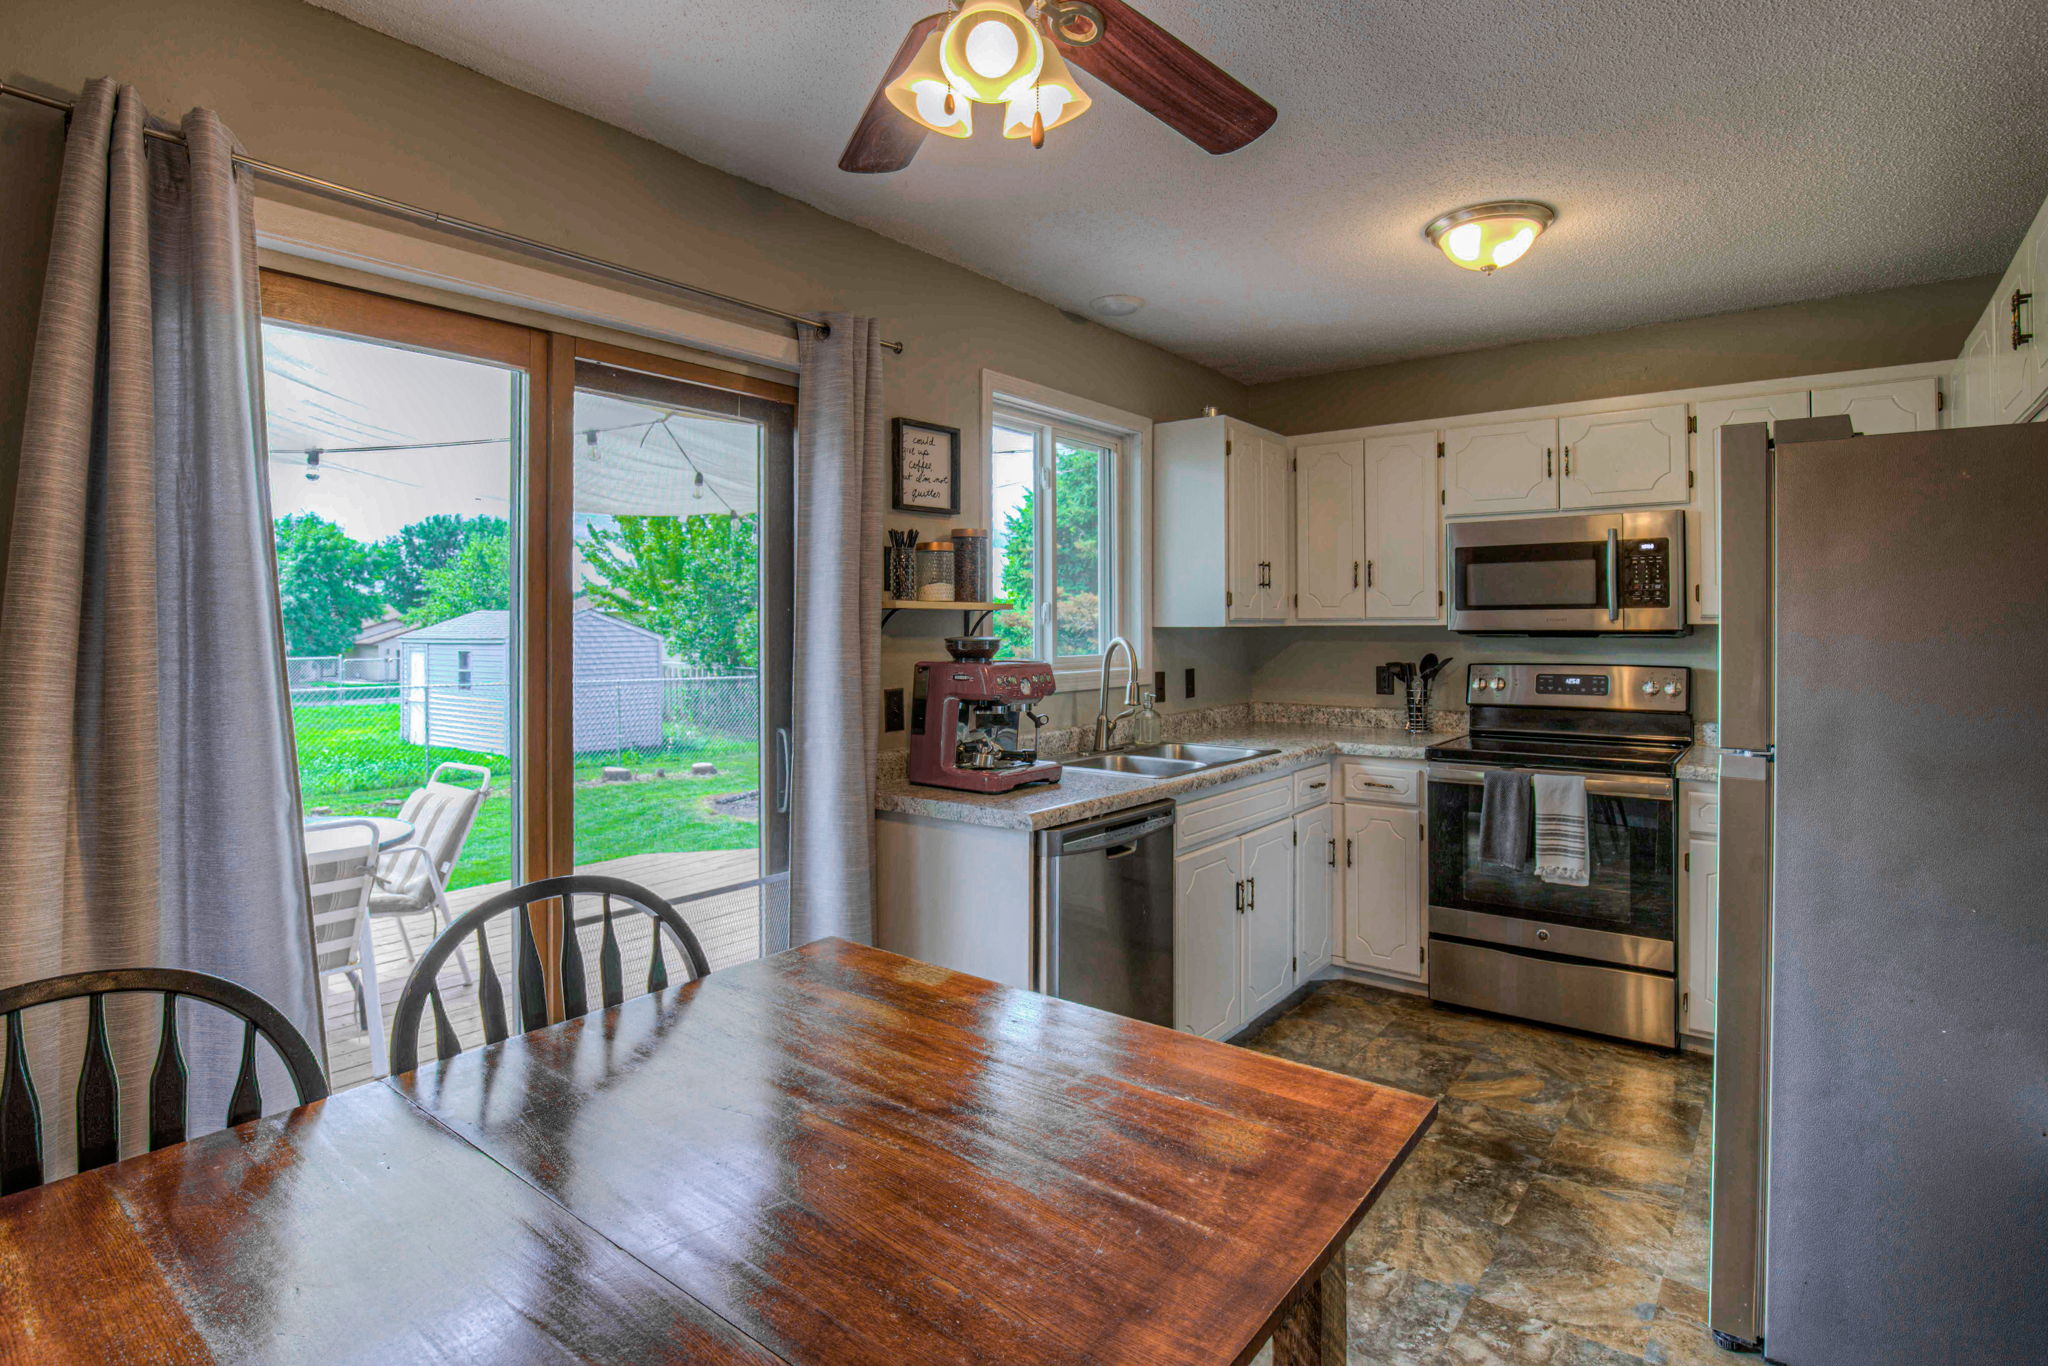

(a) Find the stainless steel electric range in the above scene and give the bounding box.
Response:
[1424,662,1691,1048]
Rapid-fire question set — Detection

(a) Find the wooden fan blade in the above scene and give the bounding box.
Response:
[1057,0,1276,155]
[840,12,950,174]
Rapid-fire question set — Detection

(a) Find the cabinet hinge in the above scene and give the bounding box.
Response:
[1290,457,1298,472]
[1436,441,1445,458]
[1292,829,1299,846]
[1438,589,1445,608]
[1292,956,1298,975]
[1695,583,1702,602]
[1936,388,1945,412]
[1226,590,1233,606]
[1420,945,1427,966]
[1225,438,1233,456]
[1687,414,1698,434]
[1292,593,1299,609]
[1684,850,1691,872]
[1682,990,1690,1017]
[1688,468,1695,489]
[1440,490,1446,505]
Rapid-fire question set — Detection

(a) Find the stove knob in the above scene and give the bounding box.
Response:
[1640,681,1659,695]
[1662,682,1681,696]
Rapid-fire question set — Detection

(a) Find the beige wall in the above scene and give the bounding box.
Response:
[1240,275,1993,436]
[0,0,1247,741]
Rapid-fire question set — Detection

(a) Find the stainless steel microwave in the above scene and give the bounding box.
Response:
[1445,510,1688,635]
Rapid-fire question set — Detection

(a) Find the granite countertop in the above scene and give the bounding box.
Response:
[876,719,1725,831]
[874,725,1467,832]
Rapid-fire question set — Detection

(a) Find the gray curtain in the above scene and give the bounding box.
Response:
[790,313,884,944]
[0,80,317,1167]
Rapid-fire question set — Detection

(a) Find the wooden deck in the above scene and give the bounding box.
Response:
[322,849,762,1091]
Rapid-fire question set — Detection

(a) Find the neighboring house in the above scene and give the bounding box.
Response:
[397,608,665,755]
[350,611,414,676]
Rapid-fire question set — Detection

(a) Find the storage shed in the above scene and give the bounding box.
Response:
[398,608,666,755]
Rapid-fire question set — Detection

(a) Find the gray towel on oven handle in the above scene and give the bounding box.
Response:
[1533,771,1591,887]
[1477,768,1532,869]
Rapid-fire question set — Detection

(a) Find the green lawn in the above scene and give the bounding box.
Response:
[293,699,758,890]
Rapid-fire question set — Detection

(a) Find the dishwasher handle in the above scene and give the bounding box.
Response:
[1054,811,1175,855]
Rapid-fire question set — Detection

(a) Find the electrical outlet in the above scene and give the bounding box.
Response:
[1153,670,1166,703]
[1375,665,1395,696]
[1183,667,1197,700]
[883,688,905,732]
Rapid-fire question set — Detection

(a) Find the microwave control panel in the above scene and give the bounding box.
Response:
[1618,538,1671,608]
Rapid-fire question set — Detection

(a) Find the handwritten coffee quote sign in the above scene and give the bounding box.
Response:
[891,418,961,515]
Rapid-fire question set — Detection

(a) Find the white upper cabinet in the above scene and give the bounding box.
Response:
[1949,188,2048,427]
[1953,297,1998,428]
[1442,417,1558,516]
[1153,416,1291,627]
[1690,391,1810,623]
[1811,375,1941,434]
[1558,404,1691,509]
[1293,439,1365,620]
[1362,432,1443,621]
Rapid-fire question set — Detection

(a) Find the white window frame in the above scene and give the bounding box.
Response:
[980,372,1152,695]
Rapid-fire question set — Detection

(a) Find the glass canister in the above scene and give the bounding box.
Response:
[950,527,989,602]
[914,540,956,600]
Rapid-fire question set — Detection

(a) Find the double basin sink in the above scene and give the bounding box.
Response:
[1063,742,1280,780]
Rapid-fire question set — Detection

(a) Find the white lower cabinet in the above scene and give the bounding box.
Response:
[1173,839,1243,1039]
[1174,813,1296,1040]
[1293,805,1337,986]
[1682,838,1719,1039]
[1240,821,1297,1022]
[1339,801,1426,979]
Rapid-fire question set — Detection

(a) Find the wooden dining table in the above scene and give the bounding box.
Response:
[0,939,1434,1365]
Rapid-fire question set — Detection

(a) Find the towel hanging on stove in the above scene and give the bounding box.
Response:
[1477,769,1532,869]
[1532,773,1590,887]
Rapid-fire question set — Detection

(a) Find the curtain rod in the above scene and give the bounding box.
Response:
[0,79,905,355]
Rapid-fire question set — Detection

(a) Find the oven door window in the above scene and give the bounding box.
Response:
[1429,783,1674,939]
[1454,542,1609,611]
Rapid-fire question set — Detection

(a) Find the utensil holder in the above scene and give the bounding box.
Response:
[884,546,916,601]
[1404,678,1430,734]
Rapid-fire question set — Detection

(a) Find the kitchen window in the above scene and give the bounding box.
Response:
[989,406,1118,670]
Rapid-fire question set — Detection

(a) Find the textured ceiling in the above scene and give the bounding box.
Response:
[310,0,2048,382]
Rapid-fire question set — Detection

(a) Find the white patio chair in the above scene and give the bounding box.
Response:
[304,819,387,1079]
[368,762,491,983]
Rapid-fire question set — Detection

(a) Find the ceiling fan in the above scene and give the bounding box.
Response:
[840,0,1277,173]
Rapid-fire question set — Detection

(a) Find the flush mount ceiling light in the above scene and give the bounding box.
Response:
[1088,293,1144,316]
[841,1,1277,172]
[1424,201,1556,274]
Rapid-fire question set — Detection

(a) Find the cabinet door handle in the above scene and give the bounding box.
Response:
[1235,879,1245,912]
[2015,289,2035,349]
[1366,559,1375,588]
[1307,780,1326,791]
[1245,877,1256,910]
[1353,561,1360,589]
[1545,447,1553,478]
[1563,446,1572,476]
[1345,839,1354,867]
[1327,838,1336,867]
[1358,778,1395,790]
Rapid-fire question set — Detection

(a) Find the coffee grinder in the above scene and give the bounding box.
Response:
[907,638,1062,792]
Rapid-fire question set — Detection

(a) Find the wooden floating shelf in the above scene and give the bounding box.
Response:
[881,600,1014,611]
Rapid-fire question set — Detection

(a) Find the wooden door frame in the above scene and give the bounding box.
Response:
[259,269,792,1017]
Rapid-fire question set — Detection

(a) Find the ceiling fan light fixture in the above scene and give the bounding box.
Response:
[1000,43,1092,140]
[887,31,975,138]
[940,0,1045,105]
[1425,201,1555,273]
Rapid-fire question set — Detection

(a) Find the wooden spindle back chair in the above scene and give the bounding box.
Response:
[0,968,328,1195]
[388,875,710,1075]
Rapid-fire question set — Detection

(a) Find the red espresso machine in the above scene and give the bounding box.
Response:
[908,638,1062,792]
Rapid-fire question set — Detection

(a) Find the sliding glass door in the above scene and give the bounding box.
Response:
[568,354,793,972]
[258,272,792,1083]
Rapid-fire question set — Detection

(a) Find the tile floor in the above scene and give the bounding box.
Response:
[1238,981,1744,1366]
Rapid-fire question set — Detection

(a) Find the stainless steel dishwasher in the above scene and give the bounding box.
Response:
[1036,800,1177,1027]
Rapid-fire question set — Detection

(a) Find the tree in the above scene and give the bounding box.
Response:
[376,514,505,615]
[994,446,1103,659]
[578,514,758,671]
[406,526,510,625]
[273,512,381,656]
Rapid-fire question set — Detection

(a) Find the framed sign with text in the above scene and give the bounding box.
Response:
[890,418,961,515]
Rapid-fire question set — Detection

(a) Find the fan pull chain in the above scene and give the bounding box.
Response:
[1031,85,1046,149]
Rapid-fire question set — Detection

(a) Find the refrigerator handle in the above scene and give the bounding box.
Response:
[1605,528,1621,622]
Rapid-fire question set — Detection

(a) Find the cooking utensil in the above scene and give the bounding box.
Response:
[1420,652,1439,679]
[1421,655,1454,684]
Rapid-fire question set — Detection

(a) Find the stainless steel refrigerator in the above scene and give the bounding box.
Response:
[1711,417,2048,1362]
